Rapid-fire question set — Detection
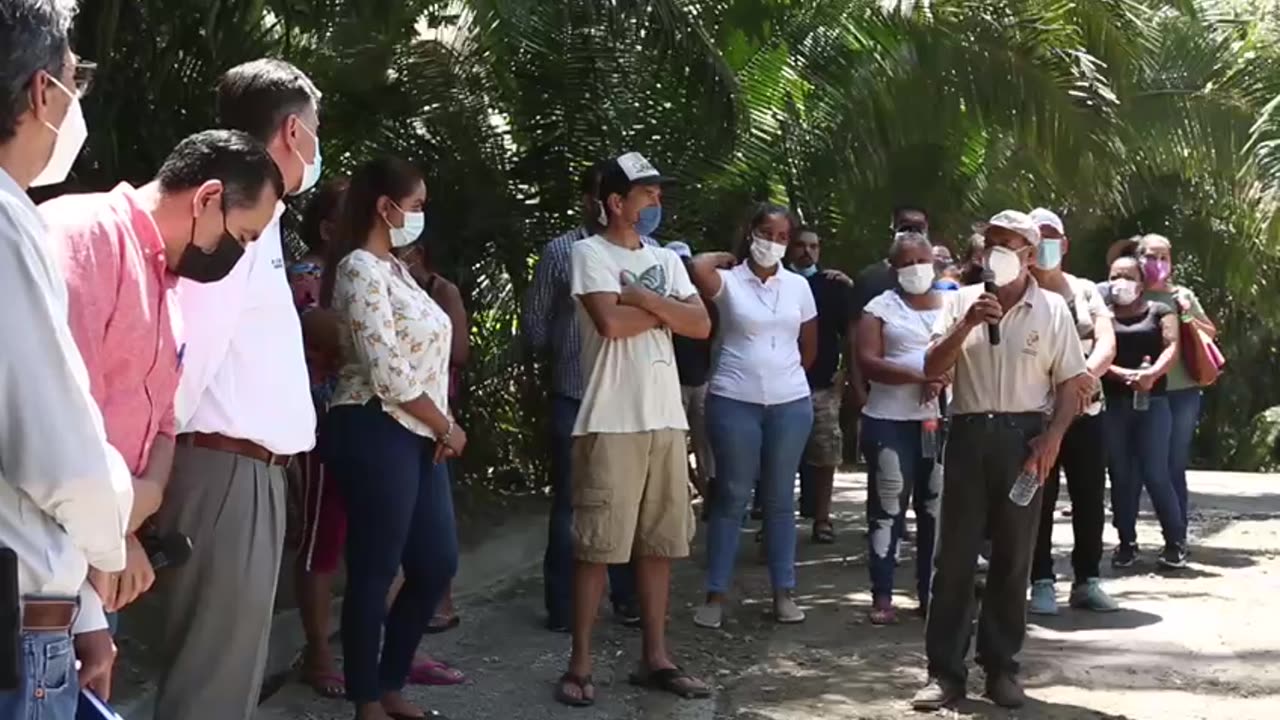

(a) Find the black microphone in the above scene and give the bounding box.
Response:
[982,268,1001,345]
[140,532,192,571]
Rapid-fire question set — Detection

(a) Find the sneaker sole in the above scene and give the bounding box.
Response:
[912,692,964,711]
[1157,560,1188,570]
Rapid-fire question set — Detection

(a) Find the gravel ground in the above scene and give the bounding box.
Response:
[255,471,1280,720]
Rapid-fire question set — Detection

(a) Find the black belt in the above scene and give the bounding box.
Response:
[951,412,1045,428]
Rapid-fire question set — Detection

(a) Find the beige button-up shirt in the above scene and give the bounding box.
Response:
[932,278,1087,415]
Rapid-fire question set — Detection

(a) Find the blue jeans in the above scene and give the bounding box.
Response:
[705,394,814,594]
[0,631,78,719]
[1167,387,1202,526]
[1104,397,1186,546]
[542,394,635,627]
[861,417,940,604]
[323,401,459,705]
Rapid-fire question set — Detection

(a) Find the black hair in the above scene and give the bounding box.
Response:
[892,204,929,230]
[319,156,424,307]
[299,176,349,255]
[734,202,798,259]
[795,225,821,240]
[578,160,607,196]
[1106,236,1142,267]
[216,58,321,143]
[155,129,285,209]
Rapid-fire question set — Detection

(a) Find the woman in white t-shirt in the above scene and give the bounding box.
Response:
[855,231,946,624]
[686,203,817,630]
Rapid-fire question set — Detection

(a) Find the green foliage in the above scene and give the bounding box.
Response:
[61,0,1280,479]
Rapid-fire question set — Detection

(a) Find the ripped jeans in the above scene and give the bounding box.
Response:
[861,416,941,605]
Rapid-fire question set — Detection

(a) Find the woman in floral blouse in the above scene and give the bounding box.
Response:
[319,156,466,720]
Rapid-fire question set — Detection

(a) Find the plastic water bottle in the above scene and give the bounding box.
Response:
[1008,469,1040,506]
[920,418,940,459]
[1133,355,1152,412]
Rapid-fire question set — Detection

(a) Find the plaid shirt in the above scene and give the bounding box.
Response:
[522,226,657,400]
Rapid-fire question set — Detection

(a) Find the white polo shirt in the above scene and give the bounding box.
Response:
[707,262,817,406]
[932,278,1086,415]
[173,206,317,455]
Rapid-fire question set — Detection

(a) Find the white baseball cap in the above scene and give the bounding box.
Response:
[599,152,667,198]
[1029,207,1065,236]
[985,210,1041,247]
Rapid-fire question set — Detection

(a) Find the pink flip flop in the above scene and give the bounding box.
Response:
[408,659,466,686]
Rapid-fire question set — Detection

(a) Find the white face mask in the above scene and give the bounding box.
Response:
[387,203,425,248]
[985,246,1024,286]
[897,263,935,295]
[31,78,87,188]
[1111,278,1140,306]
[749,234,786,268]
[292,122,322,195]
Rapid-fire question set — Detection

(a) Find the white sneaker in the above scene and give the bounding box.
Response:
[693,602,723,629]
[1028,579,1059,616]
[774,592,806,624]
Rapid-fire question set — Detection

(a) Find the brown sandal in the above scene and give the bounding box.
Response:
[628,665,711,699]
[555,672,596,707]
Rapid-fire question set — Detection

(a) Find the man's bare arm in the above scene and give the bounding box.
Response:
[128,435,175,532]
[579,292,663,339]
[623,287,710,339]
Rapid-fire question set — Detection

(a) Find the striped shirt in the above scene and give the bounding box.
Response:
[521,226,657,399]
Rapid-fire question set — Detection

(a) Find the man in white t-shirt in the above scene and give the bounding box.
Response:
[556,152,711,707]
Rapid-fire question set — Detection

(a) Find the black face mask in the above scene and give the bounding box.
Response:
[177,201,245,283]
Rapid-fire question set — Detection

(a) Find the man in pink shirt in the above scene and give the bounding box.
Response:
[40,129,283,611]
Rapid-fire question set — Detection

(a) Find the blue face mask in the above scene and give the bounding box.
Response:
[1036,238,1063,270]
[635,205,662,237]
[933,280,960,291]
[793,264,819,278]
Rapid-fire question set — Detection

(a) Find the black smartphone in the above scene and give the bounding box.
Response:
[1,547,19,691]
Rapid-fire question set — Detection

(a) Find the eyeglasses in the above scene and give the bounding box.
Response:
[72,61,96,97]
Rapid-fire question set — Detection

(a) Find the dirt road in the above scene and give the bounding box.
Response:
[255,470,1280,720]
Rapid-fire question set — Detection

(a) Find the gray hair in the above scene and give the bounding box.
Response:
[0,0,78,143]
[888,230,932,263]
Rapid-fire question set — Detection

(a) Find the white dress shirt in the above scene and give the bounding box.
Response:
[0,168,132,633]
[174,206,316,454]
[707,262,817,406]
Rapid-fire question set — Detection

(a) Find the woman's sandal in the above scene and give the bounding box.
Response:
[424,613,461,634]
[303,668,346,699]
[869,604,898,625]
[628,665,712,699]
[408,659,466,686]
[555,672,596,707]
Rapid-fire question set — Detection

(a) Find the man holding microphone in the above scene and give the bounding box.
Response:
[913,211,1089,711]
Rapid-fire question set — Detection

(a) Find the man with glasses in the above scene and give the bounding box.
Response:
[0,1,132,715]
[914,211,1088,711]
